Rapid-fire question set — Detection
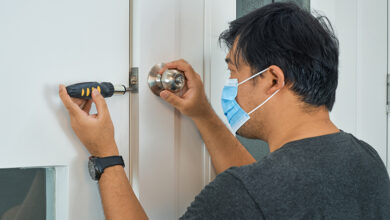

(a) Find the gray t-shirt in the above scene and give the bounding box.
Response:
[180,131,390,219]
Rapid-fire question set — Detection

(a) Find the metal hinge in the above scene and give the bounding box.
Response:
[387,74,390,113]
[128,67,138,93]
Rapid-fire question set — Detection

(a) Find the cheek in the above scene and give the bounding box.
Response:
[229,72,237,79]
[236,85,253,112]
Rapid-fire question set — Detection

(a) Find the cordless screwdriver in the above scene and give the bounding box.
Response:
[66,82,129,99]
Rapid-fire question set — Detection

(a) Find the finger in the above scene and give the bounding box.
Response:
[160,90,184,109]
[180,86,189,97]
[71,97,86,107]
[59,84,84,117]
[82,99,93,114]
[160,60,197,81]
[164,60,192,73]
[91,88,108,118]
[157,60,185,74]
[158,65,169,75]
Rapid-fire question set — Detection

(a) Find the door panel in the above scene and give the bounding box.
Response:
[131,0,205,219]
[0,1,129,219]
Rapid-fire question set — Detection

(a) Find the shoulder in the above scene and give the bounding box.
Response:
[347,133,386,165]
[180,171,264,220]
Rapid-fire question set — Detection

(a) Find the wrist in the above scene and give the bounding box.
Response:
[98,165,126,186]
[91,143,119,157]
[95,151,119,157]
[101,164,124,176]
[192,106,216,124]
[88,155,125,181]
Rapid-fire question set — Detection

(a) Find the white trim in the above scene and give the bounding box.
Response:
[45,167,56,220]
[387,0,390,174]
[203,0,236,180]
[174,1,181,217]
[202,0,214,185]
[129,0,140,198]
[54,166,68,220]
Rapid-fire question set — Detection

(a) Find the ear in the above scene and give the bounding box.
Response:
[266,65,285,95]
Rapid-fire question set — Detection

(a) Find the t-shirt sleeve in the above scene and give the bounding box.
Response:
[179,170,264,220]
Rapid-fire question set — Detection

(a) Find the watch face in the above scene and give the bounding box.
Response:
[88,159,97,180]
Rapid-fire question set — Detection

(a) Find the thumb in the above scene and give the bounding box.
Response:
[92,88,108,118]
[160,90,183,109]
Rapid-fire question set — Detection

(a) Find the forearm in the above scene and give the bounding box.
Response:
[192,108,256,174]
[99,166,148,220]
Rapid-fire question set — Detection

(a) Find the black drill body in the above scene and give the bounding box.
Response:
[66,82,115,99]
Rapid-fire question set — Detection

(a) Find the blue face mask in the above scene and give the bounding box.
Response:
[221,68,281,133]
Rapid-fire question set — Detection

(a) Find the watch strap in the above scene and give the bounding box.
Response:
[97,156,125,172]
[93,156,125,181]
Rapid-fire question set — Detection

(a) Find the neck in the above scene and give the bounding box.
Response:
[266,106,339,152]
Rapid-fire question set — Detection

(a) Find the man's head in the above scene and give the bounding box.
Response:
[219,2,339,140]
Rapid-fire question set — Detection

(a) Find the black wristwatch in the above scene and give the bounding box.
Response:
[88,155,125,181]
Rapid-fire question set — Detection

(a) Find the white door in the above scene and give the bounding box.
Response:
[0,0,208,219]
[131,0,208,219]
[0,0,129,219]
[206,0,389,173]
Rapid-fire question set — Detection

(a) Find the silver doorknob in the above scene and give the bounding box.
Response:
[148,63,186,96]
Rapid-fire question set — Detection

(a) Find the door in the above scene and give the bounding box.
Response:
[131,0,207,219]
[0,0,208,219]
[0,0,129,219]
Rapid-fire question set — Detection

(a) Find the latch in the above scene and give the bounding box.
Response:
[128,67,139,93]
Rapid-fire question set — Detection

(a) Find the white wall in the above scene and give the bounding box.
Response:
[311,0,388,167]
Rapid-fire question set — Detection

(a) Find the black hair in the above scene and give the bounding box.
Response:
[219,2,339,111]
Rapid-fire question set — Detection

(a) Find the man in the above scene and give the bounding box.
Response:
[59,2,390,219]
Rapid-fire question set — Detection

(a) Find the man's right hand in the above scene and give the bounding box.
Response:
[158,59,255,174]
[158,59,213,119]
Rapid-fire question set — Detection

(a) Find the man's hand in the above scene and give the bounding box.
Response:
[59,85,119,157]
[158,59,213,119]
[159,59,255,174]
[59,85,148,220]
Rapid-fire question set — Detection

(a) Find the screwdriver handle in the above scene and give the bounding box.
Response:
[66,82,114,99]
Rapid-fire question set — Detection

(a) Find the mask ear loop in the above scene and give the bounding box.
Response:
[248,89,280,115]
[238,68,269,86]
[248,80,285,115]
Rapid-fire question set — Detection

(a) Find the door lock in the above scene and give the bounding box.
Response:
[147,63,186,96]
